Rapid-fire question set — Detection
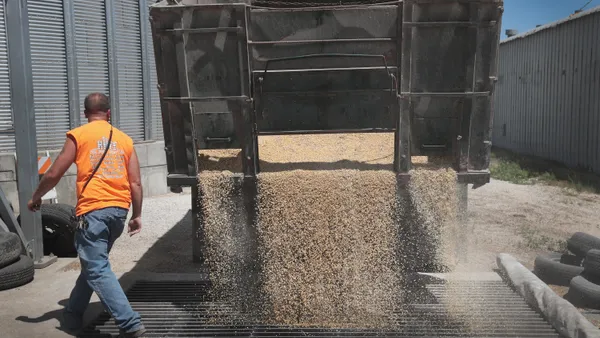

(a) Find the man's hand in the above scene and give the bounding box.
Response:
[27,198,42,212]
[128,217,142,236]
[30,137,76,209]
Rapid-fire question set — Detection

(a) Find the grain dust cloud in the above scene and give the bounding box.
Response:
[197,133,464,328]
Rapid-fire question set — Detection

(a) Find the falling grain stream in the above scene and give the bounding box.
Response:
[198,133,464,329]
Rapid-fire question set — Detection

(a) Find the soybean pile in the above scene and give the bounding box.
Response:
[198,133,461,328]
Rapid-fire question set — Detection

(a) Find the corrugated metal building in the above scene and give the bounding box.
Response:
[493,6,600,173]
[0,0,162,152]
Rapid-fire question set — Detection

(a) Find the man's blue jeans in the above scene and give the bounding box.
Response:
[63,207,143,333]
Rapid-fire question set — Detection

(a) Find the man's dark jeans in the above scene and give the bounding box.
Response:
[63,207,144,334]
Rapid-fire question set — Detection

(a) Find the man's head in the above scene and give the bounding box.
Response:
[84,93,111,122]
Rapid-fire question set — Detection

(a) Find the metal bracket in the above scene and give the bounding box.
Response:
[256,53,398,121]
[0,187,32,259]
[33,256,58,269]
[167,174,197,187]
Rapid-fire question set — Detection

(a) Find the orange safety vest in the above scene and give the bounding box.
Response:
[66,120,135,216]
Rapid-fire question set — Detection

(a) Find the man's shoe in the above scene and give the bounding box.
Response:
[60,310,83,335]
[119,327,147,337]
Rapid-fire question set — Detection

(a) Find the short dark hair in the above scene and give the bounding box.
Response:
[84,93,110,114]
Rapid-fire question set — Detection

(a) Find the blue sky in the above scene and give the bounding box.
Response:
[501,0,599,39]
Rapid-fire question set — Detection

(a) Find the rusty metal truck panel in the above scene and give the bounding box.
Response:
[148,0,503,187]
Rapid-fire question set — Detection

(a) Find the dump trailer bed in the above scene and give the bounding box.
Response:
[149,0,501,189]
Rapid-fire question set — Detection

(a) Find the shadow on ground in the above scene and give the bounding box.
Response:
[125,210,203,274]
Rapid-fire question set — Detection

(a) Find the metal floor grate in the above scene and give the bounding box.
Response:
[80,279,563,337]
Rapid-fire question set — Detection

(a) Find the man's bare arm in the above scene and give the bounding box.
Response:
[32,137,76,202]
[128,148,143,219]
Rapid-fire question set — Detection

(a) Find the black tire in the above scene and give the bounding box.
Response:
[17,203,77,258]
[40,203,74,222]
[583,249,600,276]
[567,275,600,310]
[40,204,77,258]
[533,252,583,286]
[0,231,21,269]
[0,255,34,291]
[560,253,584,266]
[567,232,600,257]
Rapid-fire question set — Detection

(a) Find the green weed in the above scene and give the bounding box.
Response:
[490,160,535,184]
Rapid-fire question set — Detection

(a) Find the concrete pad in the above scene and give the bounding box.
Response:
[0,191,200,337]
[0,154,15,172]
[0,170,15,182]
[140,165,168,197]
[0,257,209,338]
[146,142,167,167]
[0,258,104,338]
[134,142,150,168]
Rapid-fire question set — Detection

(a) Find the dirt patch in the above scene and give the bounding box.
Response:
[61,260,81,272]
[464,179,600,271]
[548,285,568,298]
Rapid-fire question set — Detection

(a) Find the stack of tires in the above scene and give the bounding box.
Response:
[0,231,34,291]
[533,232,600,309]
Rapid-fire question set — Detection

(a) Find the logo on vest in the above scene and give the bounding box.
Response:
[89,136,126,179]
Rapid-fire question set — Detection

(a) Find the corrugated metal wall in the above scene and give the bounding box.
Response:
[74,0,111,127]
[28,0,71,150]
[0,0,164,152]
[114,0,145,142]
[147,0,163,141]
[0,1,14,151]
[493,9,600,173]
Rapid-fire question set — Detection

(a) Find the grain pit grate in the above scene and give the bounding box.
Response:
[79,279,563,337]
